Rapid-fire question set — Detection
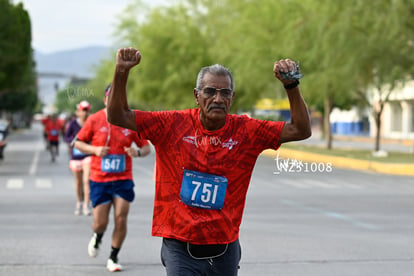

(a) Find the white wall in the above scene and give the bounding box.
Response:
[370,80,414,140]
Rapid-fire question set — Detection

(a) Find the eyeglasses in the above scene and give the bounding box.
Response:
[199,87,233,99]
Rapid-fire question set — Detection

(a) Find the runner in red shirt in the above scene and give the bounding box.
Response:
[74,85,151,272]
[44,114,64,162]
[41,114,52,150]
[107,47,311,275]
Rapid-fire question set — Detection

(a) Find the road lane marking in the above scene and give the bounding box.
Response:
[29,150,40,175]
[6,179,24,189]
[35,178,52,189]
[346,183,363,189]
[281,199,381,230]
[304,179,337,189]
[279,179,364,190]
[281,179,309,189]
[334,179,363,189]
[322,211,380,230]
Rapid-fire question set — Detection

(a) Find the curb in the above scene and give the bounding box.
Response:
[261,149,414,176]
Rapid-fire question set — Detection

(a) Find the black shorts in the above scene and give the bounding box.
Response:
[161,238,241,276]
[48,140,59,146]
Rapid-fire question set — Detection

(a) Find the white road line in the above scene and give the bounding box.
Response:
[281,199,381,230]
[304,179,337,189]
[6,179,24,189]
[346,183,363,189]
[29,150,40,175]
[281,179,309,189]
[35,178,52,189]
[334,179,363,189]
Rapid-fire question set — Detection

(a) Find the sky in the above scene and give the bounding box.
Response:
[16,0,168,54]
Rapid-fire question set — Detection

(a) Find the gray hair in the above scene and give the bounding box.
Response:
[195,64,235,91]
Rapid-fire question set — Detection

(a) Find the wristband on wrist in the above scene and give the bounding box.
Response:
[137,149,141,157]
[284,80,300,90]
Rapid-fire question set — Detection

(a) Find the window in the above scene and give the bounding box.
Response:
[391,102,402,132]
[411,104,414,133]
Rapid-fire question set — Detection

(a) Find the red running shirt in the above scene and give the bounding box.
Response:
[77,109,149,182]
[45,120,63,142]
[134,108,285,245]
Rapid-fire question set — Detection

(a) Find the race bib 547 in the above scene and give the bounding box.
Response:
[101,154,126,173]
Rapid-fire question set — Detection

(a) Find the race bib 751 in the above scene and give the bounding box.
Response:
[180,169,228,210]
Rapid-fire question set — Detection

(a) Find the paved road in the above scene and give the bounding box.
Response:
[1,123,414,276]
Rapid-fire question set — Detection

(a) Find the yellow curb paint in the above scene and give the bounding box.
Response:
[262,149,414,176]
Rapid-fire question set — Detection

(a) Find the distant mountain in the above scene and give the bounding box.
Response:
[34,46,114,79]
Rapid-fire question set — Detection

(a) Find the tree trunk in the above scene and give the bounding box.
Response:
[373,99,386,152]
[324,97,333,149]
[374,112,381,152]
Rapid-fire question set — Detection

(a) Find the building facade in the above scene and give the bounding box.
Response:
[371,80,414,140]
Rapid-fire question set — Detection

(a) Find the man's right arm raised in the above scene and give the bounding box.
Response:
[107,47,142,132]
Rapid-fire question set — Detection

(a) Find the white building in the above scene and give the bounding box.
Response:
[330,107,368,135]
[37,73,72,114]
[370,80,414,140]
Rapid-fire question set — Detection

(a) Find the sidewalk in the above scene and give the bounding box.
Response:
[262,130,414,176]
[300,130,414,153]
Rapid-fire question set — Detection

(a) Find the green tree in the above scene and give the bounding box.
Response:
[0,1,34,94]
[292,0,364,149]
[54,80,106,114]
[0,52,37,112]
[91,0,414,154]
[185,0,293,112]
[186,0,359,141]
[0,1,38,117]
[113,0,212,110]
[351,0,414,152]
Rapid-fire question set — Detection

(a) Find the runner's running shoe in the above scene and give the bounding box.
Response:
[82,203,91,216]
[74,202,82,216]
[88,233,101,257]
[106,258,123,272]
